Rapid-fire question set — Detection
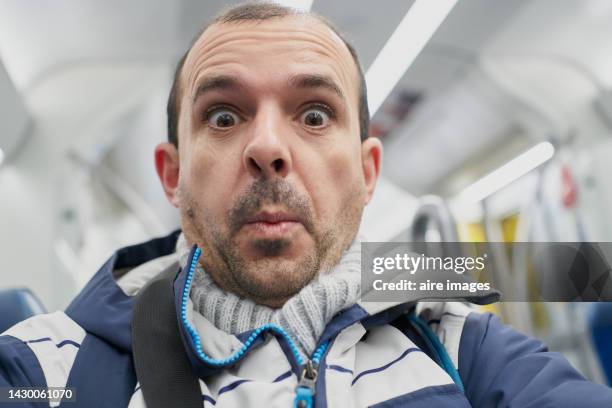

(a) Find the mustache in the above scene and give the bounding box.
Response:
[228,178,314,235]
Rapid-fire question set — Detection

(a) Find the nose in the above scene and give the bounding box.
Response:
[243,104,292,179]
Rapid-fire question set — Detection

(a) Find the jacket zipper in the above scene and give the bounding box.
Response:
[294,341,330,408]
[182,247,331,407]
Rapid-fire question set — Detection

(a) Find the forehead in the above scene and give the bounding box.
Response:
[180,15,360,104]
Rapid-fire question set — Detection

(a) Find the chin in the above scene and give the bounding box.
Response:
[236,255,319,301]
[239,231,313,259]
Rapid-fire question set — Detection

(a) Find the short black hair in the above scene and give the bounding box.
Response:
[166,2,370,147]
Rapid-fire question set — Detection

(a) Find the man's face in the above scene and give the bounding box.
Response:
[157,15,381,307]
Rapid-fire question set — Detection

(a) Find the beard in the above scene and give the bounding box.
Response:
[178,177,364,307]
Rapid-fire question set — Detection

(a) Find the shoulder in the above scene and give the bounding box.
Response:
[0,312,86,392]
[453,311,612,407]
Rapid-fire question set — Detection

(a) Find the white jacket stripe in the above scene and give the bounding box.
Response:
[2,311,86,407]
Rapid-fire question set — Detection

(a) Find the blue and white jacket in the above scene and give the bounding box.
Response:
[1,231,612,407]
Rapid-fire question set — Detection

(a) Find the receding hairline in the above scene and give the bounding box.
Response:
[175,13,362,117]
[184,14,360,93]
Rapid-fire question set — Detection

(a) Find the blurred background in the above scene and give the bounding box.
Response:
[1,0,612,385]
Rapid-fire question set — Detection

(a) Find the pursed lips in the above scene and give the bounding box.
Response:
[243,211,303,237]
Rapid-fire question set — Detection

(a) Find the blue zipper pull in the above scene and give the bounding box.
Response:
[294,360,318,408]
[293,341,329,408]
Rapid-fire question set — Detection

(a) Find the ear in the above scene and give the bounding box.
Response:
[361,137,383,205]
[155,142,181,208]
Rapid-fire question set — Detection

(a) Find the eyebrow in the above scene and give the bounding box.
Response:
[192,75,243,104]
[288,74,346,102]
[192,73,346,104]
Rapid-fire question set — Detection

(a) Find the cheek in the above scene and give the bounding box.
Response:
[179,143,239,222]
[305,144,363,220]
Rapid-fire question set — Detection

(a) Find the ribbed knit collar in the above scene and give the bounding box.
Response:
[176,233,362,359]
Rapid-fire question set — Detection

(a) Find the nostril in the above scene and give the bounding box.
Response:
[272,158,284,173]
[249,157,261,173]
[246,156,285,177]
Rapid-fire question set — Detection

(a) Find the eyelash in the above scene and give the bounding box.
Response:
[203,104,239,123]
[302,102,336,120]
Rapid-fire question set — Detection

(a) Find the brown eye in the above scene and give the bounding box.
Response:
[300,108,330,128]
[208,109,240,129]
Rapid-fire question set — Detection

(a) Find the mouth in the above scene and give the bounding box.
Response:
[242,211,303,238]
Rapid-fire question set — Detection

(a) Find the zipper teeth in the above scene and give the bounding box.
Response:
[181,247,320,367]
[311,342,329,365]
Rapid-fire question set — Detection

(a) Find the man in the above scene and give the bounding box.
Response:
[1,2,611,407]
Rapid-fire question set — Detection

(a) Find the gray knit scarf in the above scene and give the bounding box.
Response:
[176,233,361,359]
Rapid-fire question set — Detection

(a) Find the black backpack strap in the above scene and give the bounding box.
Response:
[131,263,203,408]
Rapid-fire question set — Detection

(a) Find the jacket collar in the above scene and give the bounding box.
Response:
[65,230,181,351]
